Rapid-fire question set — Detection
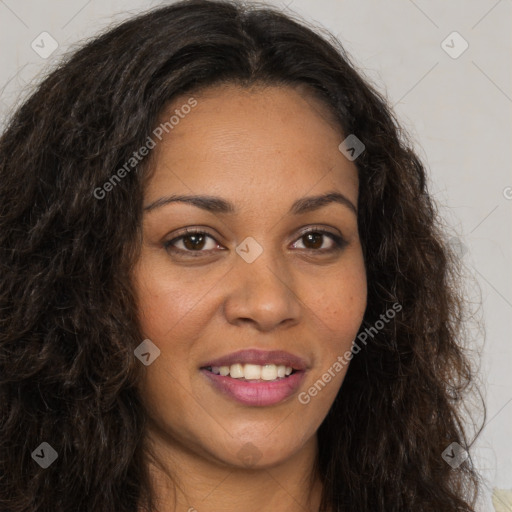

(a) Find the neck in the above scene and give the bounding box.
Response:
[140,425,324,512]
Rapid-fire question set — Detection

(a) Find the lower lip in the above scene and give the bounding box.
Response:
[201,369,306,406]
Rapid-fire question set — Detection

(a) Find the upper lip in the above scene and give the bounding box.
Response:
[200,349,308,371]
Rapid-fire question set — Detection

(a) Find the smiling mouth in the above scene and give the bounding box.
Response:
[200,363,306,406]
[201,363,299,382]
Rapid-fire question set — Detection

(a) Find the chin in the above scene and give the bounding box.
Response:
[203,434,307,470]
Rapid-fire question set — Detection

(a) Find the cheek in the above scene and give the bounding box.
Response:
[132,258,206,342]
[132,264,208,425]
[302,257,367,397]
[296,273,366,416]
[306,259,367,339]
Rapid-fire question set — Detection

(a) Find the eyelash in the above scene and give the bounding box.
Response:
[163,227,347,258]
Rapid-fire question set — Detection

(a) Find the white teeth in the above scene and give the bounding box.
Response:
[229,363,244,379]
[243,364,261,380]
[261,364,277,381]
[209,363,295,380]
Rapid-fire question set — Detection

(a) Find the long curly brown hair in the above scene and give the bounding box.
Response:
[0,1,485,511]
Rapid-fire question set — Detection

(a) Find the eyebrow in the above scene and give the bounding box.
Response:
[143,190,357,216]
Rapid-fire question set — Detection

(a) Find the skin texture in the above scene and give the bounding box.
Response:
[131,83,367,512]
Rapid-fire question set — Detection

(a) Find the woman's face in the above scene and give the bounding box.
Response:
[131,83,367,469]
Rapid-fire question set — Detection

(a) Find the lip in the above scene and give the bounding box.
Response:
[199,349,308,371]
[201,368,307,406]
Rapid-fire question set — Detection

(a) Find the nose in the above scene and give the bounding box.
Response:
[222,249,301,332]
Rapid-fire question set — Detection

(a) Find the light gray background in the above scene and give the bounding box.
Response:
[1,1,510,510]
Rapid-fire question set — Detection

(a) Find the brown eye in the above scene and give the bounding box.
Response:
[293,229,346,252]
[164,229,220,256]
[181,233,208,251]
[164,227,347,258]
[302,232,323,249]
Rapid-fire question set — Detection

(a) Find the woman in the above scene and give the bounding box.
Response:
[0,0,484,510]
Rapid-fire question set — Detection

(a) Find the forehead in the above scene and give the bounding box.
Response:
[145,83,358,206]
